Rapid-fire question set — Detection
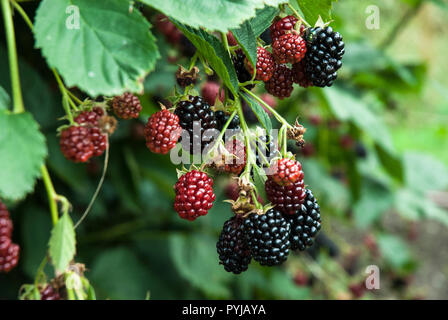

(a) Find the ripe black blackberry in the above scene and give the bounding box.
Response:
[285,189,321,251]
[243,209,291,266]
[303,26,345,87]
[215,111,240,132]
[232,50,255,90]
[174,96,218,154]
[216,216,252,274]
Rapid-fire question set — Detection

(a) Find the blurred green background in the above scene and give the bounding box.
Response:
[1,0,447,300]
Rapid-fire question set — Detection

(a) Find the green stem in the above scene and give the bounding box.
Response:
[286,2,311,27]
[11,1,83,111]
[2,0,25,113]
[220,32,231,57]
[74,136,109,229]
[188,52,199,70]
[241,87,292,128]
[237,98,253,177]
[11,0,33,30]
[41,165,59,225]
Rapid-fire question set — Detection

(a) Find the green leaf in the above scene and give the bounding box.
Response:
[375,144,404,182]
[170,233,231,298]
[173,22,239,96]
[296,0,337,25]
[323,86,395,154]
[249,6,279,37]
[34,0,159,97]
[241,92,272,133]
[231,22,257,75]
[0,86,9,110]
[141,0,288,32]
[403,152,448,192]
[377,234,413,270]
[0,112,47,200]
[90,247,152,300]
[353,180,393,229]
[49,212,76,272]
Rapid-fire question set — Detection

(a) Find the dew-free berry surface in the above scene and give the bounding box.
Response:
[217,216,252,274]
[303,26,345,87]
[232,50,255,90]
[270,15,298,41]
[292,60,313,88]
[285,189,322,251]
[145,109,182,154]
[112,92,142,119]
[265,177,306,215]
[174,96,218,154]
[243,209,291,266]
[264,65,294,99]
[174,170,215,221]
[0,243,19,273]
[59,126,95,163]
[244,47,276,82]
[272,33,307,64]
[201,81,224,106]
[74,108,108,157]
[272,158,304,186]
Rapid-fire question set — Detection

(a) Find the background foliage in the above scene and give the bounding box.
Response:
[0,0,447,299]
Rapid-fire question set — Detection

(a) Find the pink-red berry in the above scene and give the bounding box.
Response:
[270,15,298,41]
[244,47,276,82]
[292,61,313,88]
[174,170,215,221]
[154,14,182,45]
[0,242,19,273]
[271,158,304,186]
[265,177,306,215]
[272,33,307,64]
[264,65,294,99]
[112,93,142,119]
[201,82,225,106]
[145,109,182,154]
[40,285,61,300]
[75,108,107,157]
[60,126,95,163]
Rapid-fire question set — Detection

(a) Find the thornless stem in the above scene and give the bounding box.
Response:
[2,0,25,113]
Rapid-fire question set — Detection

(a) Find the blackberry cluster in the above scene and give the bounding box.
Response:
[286,189,321,251]
[216,216,252,274]
[292,60,313,88]
[243,209,291,266]
[232,50,255,90]
[272,34,307,64]
[303,27,345,87]
[215,111,240,132]
[271,158,304,186]
[0,200,19,273]
[174,96,218,154]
